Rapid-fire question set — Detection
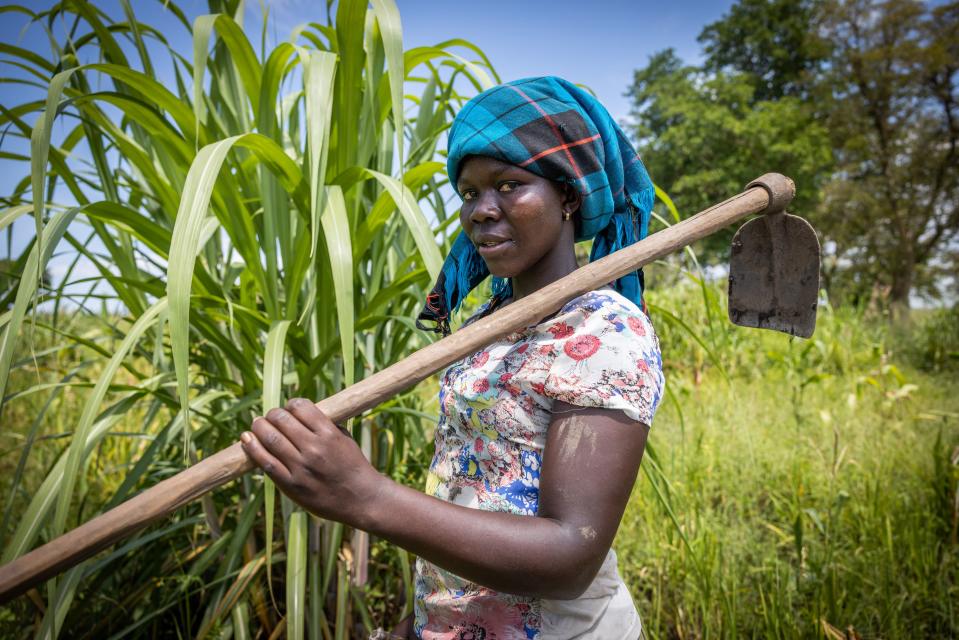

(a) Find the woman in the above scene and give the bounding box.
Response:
[239,76,666,639]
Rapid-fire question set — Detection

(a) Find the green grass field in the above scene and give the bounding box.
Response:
[614,287,959,638]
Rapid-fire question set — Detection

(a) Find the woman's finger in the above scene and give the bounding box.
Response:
[284,397,340,436]
[251,415,302,467]
[264,406,317,452]
[240,430,292,483]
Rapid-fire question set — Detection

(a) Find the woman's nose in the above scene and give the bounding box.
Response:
[468,189,501,224]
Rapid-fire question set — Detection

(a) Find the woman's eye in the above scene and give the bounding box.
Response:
[461,190,475,201]
[499,181,519,193]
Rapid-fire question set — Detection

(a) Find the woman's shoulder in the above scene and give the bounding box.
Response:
[537,288,659,354]
[551,288,656,342]
[557,287,643,318]
[542,288,664,425]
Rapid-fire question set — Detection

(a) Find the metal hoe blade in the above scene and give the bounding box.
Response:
[728,176,821,338]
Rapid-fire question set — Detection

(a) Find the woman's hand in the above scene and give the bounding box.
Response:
[239,398,387,528]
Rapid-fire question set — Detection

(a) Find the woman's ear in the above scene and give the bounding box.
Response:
[562,183,582,217]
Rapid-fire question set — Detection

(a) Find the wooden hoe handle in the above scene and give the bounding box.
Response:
[0,174,793,603]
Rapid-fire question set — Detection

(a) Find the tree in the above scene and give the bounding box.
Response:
[699,0,829,101]
[629,50,832,261]
[818,0,959,310]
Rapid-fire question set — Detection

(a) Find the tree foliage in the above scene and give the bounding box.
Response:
[629,49,832,260]
[818,0,959,308]
[699,0,830,101]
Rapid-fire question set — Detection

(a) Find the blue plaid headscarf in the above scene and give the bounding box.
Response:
[417,76,655,335]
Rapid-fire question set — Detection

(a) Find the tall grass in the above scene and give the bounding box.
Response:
[623,281,959,638]
[0,0,497,636]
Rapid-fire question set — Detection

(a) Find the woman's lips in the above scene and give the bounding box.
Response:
[476,239,514,258]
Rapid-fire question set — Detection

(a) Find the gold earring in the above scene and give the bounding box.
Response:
[563,211,571,221]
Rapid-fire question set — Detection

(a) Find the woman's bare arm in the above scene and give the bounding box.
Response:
[240,397,648,599]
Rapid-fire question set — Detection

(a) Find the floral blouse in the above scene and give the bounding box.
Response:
[413,288,665,640]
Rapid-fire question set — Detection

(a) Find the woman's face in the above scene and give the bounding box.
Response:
[456,155,580,284]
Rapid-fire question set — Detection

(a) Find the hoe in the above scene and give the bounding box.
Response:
[0,172,820,602]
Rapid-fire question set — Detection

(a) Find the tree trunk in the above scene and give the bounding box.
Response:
[889,266,913,323]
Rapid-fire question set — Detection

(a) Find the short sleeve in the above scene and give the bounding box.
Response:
[542,291,665,425]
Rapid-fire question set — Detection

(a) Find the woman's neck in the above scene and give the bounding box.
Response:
[510,250,580,301]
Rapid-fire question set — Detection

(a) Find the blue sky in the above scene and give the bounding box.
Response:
[266,0,735,121]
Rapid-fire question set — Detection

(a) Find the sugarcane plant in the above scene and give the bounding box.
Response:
[0,0,498,636]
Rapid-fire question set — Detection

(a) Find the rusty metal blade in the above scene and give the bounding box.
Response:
[728,211,821,338]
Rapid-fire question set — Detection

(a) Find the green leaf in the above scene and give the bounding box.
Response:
[320,186,355,387]
[299,49,337,260]
[193,14,264,131]
[369,0,404,167]
[31,68,77,262]
[262,318,290,616]
[0,204,31,232]
[287,510,308,640]
[0,206,79,409]
[263,319,292,412]
[655,183,681,223]
[364,169,443,281]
